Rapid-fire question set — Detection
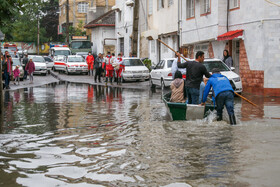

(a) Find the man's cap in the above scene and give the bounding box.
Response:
[212,68,220,74]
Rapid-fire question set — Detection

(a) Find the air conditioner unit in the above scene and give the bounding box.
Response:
[126,0,134,7]
[89,7,96,12]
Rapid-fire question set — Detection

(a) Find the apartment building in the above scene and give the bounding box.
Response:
[180,0,280,95]
[58,0,115,35]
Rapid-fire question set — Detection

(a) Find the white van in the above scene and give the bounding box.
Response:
[49,45,71,57]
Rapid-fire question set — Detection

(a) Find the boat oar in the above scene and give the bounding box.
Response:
[157,39,190,62]
[234,92,259,108]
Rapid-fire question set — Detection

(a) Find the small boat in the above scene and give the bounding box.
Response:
[162,92,216,121]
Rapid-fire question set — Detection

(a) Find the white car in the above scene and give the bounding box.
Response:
[64,55,88,74]
[28,55,48,76]
[53,55,67,71]
[150,58,175,88]
[43,56,54,72]
[121,58,150,82]
[203,59,242,93]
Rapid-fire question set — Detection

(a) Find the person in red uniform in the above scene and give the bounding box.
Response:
[86,52,94,76]
[114,53,125,85]
[105,52,114,85]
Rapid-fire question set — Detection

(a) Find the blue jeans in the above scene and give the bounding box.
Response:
[4,70,10,87]
[216,91,234,117]
[186,87,200,104]
[199,81,205,104]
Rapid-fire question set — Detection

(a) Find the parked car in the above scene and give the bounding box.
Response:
[150,58,175,88]
[11,58,24,80]
[75,52,88,59]
[63,55,88,74]
[203,59,242,93]
[28,55,48,76]
[43,56,54,73]
[53,55,67,71]
[121,58,150,82]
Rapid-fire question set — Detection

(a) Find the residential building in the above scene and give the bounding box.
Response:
[114,0,135,57]
[180,0,280,95]
[142,0,180,65]
[84,10,116,54]
[58,0,115,36]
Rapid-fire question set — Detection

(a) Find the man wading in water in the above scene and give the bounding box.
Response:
[200,68,236,125]
[177,51,211,104]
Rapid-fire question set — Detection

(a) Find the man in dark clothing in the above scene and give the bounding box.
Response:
[177,51,211,104]
[22,54,28,79]
[201,68,236,125]
[94,53,103,83]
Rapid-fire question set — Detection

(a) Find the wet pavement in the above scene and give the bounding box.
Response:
[0,82,280,186]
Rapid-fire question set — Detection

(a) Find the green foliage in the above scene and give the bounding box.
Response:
[69,20,86,36]
[143,59,152,71]
[0,0,26,27]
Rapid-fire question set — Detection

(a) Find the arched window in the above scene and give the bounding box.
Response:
[78,2,88,13]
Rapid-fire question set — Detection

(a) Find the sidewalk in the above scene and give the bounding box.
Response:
[50,70,150,90]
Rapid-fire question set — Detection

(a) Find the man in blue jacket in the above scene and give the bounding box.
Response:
[201,68,236,125]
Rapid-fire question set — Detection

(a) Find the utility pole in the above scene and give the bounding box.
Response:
[132,0,139,57]
[37,17,40,55]
[66,0,70,46]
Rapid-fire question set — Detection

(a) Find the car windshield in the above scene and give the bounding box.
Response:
[55,50,71,56]
[44,57,53,62]
[54,56,65,61]
[5,47,17,51]
[71,41,91,49]
[12,58,21,66]
[68,57,85,62]
[31,57,45,62]
[167,60,174,68]
[203,61,230,72]
[123,59,144,66]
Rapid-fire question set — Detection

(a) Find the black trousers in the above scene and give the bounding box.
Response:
[95,67,102,82]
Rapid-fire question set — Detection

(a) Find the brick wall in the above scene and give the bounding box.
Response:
[208,42,214,58]
[239,40,264,94]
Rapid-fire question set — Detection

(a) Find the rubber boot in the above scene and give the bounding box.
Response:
[110,78,113,85]
[105,77,108,87]
[229,114,236,125]
[118,78,122,85]
[217,115,223,121]
[116,77,119,85]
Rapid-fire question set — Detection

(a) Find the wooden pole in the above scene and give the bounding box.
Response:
[158,38,260,109]
[157,39,189,62]
[234,92,259,108]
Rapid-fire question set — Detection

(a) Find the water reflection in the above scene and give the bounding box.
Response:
[0,83,279,186]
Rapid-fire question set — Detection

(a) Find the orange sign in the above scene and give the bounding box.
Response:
[72,36,87,40]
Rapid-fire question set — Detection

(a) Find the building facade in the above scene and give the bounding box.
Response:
[58,0,115,36]
[84,10,116,54]
[180,0,280,95]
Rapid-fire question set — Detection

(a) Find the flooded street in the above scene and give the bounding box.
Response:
[0,83,280,187]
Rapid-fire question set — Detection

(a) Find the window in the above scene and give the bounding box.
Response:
[118,11,122,22]
[168,0,173,6]
[119,38,124,54]
[78,2,89,13]
[151,40,155,53]
[158,0,164,10]
[229,0,239,9]
[148,0,153,15]
[200,0,210,15]
[186,0,195,19]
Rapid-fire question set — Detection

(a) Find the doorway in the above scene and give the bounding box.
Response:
[232,40,240,74]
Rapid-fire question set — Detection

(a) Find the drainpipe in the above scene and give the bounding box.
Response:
[177,0,181,52]
[227,0,229,32]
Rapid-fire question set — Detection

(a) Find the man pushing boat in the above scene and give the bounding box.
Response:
[200,68,236,125]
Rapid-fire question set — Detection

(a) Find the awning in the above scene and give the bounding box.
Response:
[217,29,243,41]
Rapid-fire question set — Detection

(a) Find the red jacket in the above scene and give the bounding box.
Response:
[86,55,94,69]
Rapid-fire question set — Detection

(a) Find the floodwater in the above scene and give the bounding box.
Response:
[0,83,280,187]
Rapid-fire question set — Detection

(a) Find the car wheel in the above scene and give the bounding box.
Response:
[43,73,47,76]
[150,78,155,88]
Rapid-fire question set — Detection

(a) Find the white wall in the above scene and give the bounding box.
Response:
[91,27,116,54]
[115,0,134,56]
